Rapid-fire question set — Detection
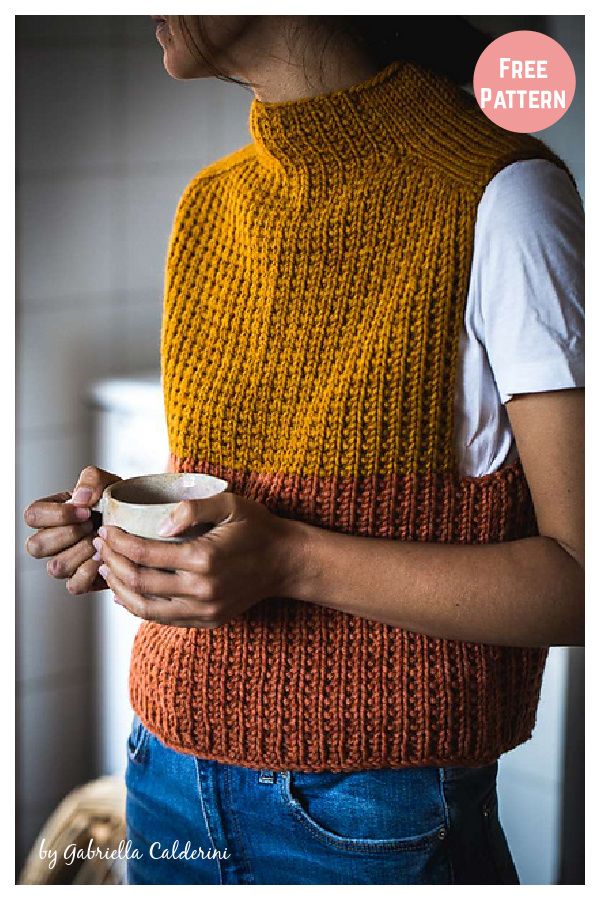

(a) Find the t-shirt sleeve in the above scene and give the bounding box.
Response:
[469,158,584,404]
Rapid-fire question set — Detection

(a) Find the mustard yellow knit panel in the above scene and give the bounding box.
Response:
[162,161,474,478]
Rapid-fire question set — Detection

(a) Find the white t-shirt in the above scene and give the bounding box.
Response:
[455,158,585,477]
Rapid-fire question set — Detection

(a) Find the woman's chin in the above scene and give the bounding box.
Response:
[163,51,206,80]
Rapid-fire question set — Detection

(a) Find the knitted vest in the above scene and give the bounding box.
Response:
[129,59,577,772]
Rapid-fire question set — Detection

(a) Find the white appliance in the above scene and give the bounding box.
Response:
[89,373,574,883]
[89,374,168,777]
[497,648,570,883]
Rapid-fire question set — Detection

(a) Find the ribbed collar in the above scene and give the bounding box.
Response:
[248,59,435,179]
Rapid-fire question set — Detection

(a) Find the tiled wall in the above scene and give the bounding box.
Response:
[15,14,251,871]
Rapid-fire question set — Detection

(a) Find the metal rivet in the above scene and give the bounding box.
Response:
[482,806,489,818]
[438,827,447,840]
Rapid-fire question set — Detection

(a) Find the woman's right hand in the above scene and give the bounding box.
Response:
[23,466,122,594]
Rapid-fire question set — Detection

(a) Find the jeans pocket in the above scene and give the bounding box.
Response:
[480,785,520,884]
[126,713,150,766]
[279,768,449,854]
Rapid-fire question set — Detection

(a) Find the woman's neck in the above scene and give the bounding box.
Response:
[249,49,381,105]
[231,16,380,104]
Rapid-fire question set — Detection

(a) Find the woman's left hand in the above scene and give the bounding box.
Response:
[93,493,304,628]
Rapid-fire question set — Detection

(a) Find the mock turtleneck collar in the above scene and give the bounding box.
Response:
[248,59,442,178]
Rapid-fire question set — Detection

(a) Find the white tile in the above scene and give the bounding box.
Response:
[17,566,94,686]
[16,46,114,173]
[17,177,115,306]
[117,43,252,168]
[117,295,163,374]
[17,679,94,812]
[116,174,193,293]
[17,303,118,432]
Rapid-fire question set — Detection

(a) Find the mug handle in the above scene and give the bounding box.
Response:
[66,495,104,526]
[90,497,104,530]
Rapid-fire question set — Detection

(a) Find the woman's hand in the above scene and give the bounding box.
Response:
[24,466,122,594]
[94,492,306,628]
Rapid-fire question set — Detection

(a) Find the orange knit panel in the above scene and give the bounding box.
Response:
[130,458,546,771]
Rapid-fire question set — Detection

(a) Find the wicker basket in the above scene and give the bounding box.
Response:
[18,776,127,885]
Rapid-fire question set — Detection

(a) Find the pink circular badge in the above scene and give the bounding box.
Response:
[473,30,576,133]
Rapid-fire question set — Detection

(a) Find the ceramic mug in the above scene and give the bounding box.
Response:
[91,472,229,542]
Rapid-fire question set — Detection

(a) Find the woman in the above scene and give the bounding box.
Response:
[24,15,584,885]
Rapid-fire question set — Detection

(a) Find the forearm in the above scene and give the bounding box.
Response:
[284,524,584,648]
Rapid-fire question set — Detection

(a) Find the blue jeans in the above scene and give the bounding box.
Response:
[125,714,520,885]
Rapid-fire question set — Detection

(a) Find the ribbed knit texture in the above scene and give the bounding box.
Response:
[130,59,577,771]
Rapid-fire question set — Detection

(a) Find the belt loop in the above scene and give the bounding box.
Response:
[438,767,452,830]
[258,769,276,784]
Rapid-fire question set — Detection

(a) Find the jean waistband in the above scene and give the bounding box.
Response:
[197,758,499,786]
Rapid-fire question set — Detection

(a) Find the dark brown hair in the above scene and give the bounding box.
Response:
[177,15,493,89]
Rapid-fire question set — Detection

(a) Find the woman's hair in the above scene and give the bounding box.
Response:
[177,15,493,89]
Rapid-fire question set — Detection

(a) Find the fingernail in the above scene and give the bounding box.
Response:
[26,538,39,556]
[98,526,107,540]
[92,552,101,562]
[72,488,92,505]
[74,506,91,521]
[157,516,174,536]
[98,564,109,579]
[92,536,103,552]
